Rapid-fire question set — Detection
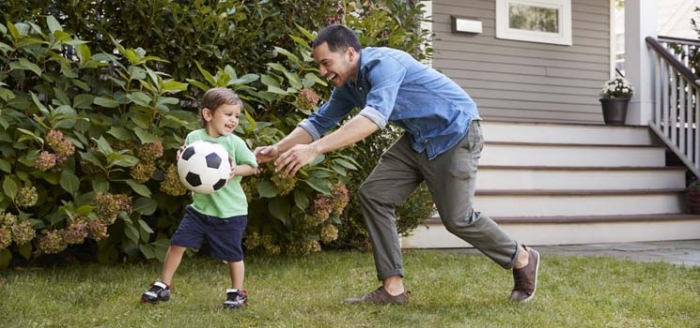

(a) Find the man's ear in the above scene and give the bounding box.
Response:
[346,47,358,62]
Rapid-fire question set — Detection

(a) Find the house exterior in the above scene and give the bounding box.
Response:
[430,0,610,123]
[402,0,700,248]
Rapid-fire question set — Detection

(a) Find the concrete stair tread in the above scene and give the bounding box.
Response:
[485,141,663,148]
[424,213,700,224]
[479,165,687,171]
[475,188,687,195]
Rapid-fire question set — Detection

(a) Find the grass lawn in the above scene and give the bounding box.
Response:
[1,249,699,328]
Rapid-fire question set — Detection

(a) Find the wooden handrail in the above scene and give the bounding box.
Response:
[645,36,699,88]
[657,35,700,47]
[645,36,700,180]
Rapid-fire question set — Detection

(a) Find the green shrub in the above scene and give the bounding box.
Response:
[0,0,434,267]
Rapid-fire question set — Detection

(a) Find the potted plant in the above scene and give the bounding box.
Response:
[686,177,700,214]
[599,77,634,125]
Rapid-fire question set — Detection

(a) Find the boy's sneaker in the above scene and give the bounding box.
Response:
[223,289,248,309]
[141,281,171,304]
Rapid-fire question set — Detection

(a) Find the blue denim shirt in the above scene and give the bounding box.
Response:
[298,47,481,160]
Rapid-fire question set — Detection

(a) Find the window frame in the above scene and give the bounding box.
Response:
[496,0,572,46]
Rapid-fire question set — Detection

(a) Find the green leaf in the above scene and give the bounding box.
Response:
[29,92,48,115]
[256,181,279,198]
[303,177,331,195]
[267,85,288,95]
[59,169,80,195]
[162,80,188,92]
[75,205,93,216]
[124,223,139,244]
[304,72,327,87]
[293,189,309,211]
[334,158,358,170]
[46,15,62,33]
[107,127,133,141]
[273,47,300,63]
[10,58,42,76]
[134,127,156,144]
[151,239,170,262]
[195,61,216,86]
[0,249,12,269]
[93,136,114,153]
[75,43,92,64]
[139,244,156,259]
[0,42,13,55]
[126,179,151,197]
[2,176,18,199]
[330,164,347,176]
[94,96,120,108]
[228,74,259,86]
[18,242,32,260]
[268,197,291,225]
[0,158,10,173]
[127,92,152,107]
[260,74,281,88]
[92,176,109,193]
[138,219,154,234]
[80,151,103,167]
[73,94,94,109]
[186,79,210,91]
[133,197,158,215]
[0,87,15,102]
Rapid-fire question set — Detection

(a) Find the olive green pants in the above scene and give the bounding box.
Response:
[358,121,520,280]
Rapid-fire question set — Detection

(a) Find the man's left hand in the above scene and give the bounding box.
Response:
[275,144,319,177]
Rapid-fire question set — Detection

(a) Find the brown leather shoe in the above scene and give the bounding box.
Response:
[341,287,410,304]
[509,245,540,302]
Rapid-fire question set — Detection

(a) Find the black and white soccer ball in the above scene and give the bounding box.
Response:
[177,140,231,194]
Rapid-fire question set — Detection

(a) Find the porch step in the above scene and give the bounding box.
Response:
[481,121,659,145]
[481,142,666,167]
[401,214,700,247]
[401,121,698,248]
[473,189,686,216]
[477,166,687,190]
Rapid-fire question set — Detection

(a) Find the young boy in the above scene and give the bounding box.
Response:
[141,87,259,309]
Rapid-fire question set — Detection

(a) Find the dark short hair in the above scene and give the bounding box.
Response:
[311,24,362,53]
[199,87,242,127]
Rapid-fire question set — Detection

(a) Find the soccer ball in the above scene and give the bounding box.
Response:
[177,140,231,194]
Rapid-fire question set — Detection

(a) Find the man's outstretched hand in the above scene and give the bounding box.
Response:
[274,144,320,177]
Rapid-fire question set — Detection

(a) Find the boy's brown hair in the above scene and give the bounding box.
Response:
[199,87,243,127]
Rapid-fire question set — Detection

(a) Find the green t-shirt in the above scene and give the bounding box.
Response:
[185,129,257,218]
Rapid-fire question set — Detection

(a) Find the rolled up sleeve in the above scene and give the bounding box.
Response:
[358,106,387,129]
[362,58,406,129]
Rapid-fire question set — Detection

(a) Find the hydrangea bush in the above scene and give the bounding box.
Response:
[0,0,434,267]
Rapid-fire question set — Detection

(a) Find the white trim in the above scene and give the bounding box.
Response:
[420,0,433,67]
[496,0,572,46]
[609,0,616,79]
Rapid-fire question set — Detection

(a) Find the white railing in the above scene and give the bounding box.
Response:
[646,36,700,179]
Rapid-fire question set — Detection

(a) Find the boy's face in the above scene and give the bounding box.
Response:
[203,103,241,138]
[312,42,358,87]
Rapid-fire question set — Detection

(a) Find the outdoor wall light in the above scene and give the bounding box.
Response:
[451,16,482,34]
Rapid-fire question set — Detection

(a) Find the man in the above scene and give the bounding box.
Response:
[255,24,539,304]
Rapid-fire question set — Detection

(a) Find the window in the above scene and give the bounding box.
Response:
[496,0,572,46]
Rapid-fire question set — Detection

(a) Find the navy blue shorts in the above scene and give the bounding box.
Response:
[170,205,247,262]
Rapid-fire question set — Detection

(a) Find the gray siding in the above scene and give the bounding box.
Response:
[431,0,610,123]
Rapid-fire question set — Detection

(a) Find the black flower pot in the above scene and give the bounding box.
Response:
[599,98,630,125]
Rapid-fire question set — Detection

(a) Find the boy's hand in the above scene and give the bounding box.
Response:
[176,145,186,159]
[228,165,237,181]
[254,145,279,164]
